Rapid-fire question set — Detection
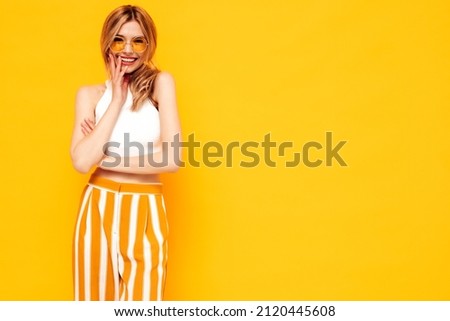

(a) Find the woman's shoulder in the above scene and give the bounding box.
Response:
[75,83,107,107]
[153,71,175,98]
[155,70,175,81]
[154,71,175,88]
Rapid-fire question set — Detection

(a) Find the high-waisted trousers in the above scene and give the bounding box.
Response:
[73,174,168,301]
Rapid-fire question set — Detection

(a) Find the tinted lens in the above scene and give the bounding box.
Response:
[110,37,125,52]
[131,37,147,52]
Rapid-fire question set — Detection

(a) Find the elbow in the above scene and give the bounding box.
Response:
[162,160,181,173]
[160,149,182,173]
[74,165,91,174]
[167,163,181,173]
[167,148,182,173]
[72,160,91,174]
[71,153,92,174]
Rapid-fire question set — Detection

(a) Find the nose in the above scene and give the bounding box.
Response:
[123,42,133,53]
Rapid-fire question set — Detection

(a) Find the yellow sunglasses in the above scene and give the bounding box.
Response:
[110,36,148,53]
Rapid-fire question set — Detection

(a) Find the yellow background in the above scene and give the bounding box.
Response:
[1,0,449,300]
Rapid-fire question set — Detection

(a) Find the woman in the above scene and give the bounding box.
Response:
[70,5,181,301]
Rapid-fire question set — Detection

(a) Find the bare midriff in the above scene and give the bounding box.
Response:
[92,167,161,184]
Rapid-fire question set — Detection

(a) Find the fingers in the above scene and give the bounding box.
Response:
[81,118,95,135]
[108,53,129,101]
[108,53,116,75]
[109,53,123,78]
[122,73,130,91]
[84,118,94,130]
[115,56,122,80]
[120,66,129,90]
[119,62,128,76]
[109,53,129,78]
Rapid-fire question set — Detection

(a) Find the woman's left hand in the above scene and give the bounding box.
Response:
[81,118,95,136]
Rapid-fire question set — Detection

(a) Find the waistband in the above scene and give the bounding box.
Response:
[88,174,163,194]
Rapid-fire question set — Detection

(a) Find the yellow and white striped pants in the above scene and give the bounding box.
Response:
[73,174,169,301]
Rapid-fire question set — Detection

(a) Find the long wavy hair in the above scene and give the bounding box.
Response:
[100,5,160,111]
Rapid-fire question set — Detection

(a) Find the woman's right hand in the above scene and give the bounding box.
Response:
[108,53,129,105]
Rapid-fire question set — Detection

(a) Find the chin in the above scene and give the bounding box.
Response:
[126,64,144,74]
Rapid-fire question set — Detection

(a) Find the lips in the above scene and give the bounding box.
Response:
[120,56,138,65]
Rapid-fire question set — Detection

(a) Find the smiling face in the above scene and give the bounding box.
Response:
[110,21,147,74]
[100,6,158,78]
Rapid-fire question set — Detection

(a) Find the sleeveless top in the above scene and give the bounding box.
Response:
[94,80,161,157]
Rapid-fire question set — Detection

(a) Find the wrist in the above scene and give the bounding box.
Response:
[110,97,125,109]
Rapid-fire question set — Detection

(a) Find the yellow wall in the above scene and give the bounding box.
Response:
[1,0,449,300]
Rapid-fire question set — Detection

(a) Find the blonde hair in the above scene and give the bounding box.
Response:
[100,5,160,111]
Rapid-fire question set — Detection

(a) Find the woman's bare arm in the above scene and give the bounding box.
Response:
[70,54,130,173]
[69,87,124,173]
[98,71,182,174]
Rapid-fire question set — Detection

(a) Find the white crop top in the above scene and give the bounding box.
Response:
[95,80,161,157]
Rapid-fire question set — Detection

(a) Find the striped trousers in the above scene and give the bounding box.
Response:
[73,174,169,301]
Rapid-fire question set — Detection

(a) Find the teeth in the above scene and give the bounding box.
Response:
[121,57,136,62]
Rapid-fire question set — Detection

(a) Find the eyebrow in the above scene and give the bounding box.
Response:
[116,34,145,38]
